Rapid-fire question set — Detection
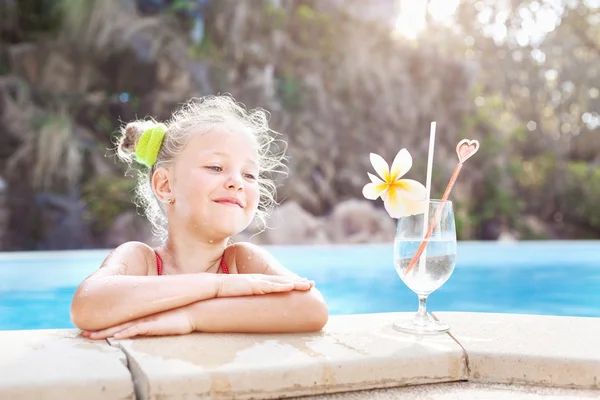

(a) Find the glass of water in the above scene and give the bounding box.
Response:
[393,199,457,334]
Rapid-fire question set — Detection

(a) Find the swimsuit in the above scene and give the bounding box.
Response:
[154,251,229,275]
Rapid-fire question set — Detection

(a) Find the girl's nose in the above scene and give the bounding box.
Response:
[225,173,243,190]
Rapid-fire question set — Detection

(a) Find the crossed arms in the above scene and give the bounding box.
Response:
[70,241,329,339]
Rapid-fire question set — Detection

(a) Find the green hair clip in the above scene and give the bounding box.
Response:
[135,123,167,168]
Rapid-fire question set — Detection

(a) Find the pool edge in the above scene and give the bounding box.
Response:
[1,312,599,399]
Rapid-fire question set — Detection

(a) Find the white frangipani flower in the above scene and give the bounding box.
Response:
[362,149,428,218]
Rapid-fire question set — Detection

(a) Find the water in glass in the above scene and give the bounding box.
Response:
[392,199,457,334]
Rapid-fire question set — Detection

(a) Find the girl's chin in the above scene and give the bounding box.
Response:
[198,220,253,239]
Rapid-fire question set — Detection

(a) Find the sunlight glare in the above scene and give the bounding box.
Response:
[428,0,460,22]
[394,0,459,39]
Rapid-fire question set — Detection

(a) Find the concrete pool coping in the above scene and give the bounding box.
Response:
[1,312,598,399]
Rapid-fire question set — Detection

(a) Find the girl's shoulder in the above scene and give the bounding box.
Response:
[223,242,289,276]
[223,242,241,274]
[223,242,259,274]
[113,240,156,258]
[223,241,259,258]
[105,241,157,276]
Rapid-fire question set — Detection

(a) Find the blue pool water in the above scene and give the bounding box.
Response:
[1,241,599,331]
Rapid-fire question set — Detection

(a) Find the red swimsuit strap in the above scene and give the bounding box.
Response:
[220,255,229,274]
[155,251,163,276]
[155,251,228,275]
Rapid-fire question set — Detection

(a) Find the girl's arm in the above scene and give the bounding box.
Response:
[70,241,312,331]
[191,242,329,332]
[189,290,328,333]
[83,289,327,339]
[84,242,329,339]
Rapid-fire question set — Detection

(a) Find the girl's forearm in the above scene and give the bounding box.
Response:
[188,289,329,333]
[71,274,218,331]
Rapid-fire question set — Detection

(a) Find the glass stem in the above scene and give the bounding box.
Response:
[417,294,428,320]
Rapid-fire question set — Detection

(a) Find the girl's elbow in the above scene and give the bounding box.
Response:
[70,300,91,331]
[308,303,329,331]
[70,285,102,331]
[70,301,110,332]
[303,292,329,331]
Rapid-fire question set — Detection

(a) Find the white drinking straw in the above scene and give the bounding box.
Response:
[418,122,436,274]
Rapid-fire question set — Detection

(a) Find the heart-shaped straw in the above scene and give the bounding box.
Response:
[404,139,480,275]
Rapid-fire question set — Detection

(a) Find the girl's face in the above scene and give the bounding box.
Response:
[169,127,261,239]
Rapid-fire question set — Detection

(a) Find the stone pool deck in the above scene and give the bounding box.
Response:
[1,312,599,400]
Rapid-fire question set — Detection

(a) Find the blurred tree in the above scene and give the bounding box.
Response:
[0,0,60,42]
[1,0,599,249]
[417,0,599,238]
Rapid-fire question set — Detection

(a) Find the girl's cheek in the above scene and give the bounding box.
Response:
[249,186,260,205]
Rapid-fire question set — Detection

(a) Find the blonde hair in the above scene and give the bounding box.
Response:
[115,95,287,241]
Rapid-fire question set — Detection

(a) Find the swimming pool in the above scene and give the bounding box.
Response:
[1,241,599,331]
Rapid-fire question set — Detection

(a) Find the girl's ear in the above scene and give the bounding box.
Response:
[152,167,172,203]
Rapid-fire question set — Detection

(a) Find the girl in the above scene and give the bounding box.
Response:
[71,95,329,340]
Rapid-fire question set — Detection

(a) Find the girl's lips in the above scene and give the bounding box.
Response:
[213,198,244,208]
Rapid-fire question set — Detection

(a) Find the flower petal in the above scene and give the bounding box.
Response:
[402,198,428,216]
[389,148,412,181]
[382,187,406,218]
[370,153,390,182]
[396,179,428,201]
[368,172,384,184]
[362,182,388,200]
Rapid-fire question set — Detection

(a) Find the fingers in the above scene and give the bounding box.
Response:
[260,281,295,294]
[295,280,314,290]
[113,313,192,339]
[261,274,310,284]
[290,281,312,291]
[215,274,317,297]
[262,275,314,291]
[114,323,148,339]
[87,321,137,340]
[252,274,314,294]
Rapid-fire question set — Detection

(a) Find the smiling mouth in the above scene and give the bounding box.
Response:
[214,199,244,208]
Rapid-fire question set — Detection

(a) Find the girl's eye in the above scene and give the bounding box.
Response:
[206,166,222,172]
[244,173,256,180]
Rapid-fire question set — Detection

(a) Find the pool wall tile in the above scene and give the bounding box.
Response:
[433,312,600,389]
[0,329,135,400]
[108,312,467,400]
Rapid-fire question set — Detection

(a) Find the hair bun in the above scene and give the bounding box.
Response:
[121,123,145,154]
[116,120,158,164]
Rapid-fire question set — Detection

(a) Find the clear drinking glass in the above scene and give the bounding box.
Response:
[393,199,457,334]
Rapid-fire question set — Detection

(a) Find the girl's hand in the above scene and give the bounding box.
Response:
[214,274,314,298]
[82,307,194,340]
